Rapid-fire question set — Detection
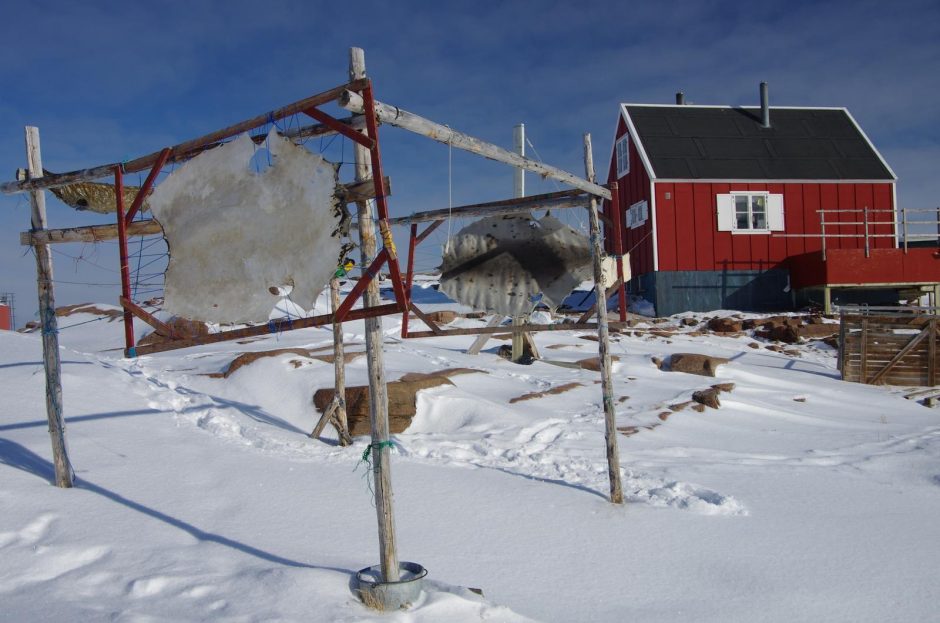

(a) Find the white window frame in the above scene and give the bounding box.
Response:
[626,199,648,229]
[615,134,630,178]
[717,192,784,234]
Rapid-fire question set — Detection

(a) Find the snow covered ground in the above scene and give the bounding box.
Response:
[2,293,939,622]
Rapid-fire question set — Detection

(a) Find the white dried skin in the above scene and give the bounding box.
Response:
[149,130,343,324]
[439,214,593,316]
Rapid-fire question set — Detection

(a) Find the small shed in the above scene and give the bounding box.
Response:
[604,86,939,315]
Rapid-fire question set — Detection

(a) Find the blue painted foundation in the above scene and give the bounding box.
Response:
[631,269,793,316]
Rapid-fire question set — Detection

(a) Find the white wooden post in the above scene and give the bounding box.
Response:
[350,47,400,583]
[584,133,624,504]
[26,126,73,488]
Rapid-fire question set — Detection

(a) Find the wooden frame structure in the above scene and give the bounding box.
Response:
[839,306,939,386]
[6,78,410,358]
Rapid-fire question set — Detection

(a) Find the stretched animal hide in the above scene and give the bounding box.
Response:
[149,130,345,324]
[440,214,593,316]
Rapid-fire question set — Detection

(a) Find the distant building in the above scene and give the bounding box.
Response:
[0,293,13,331]
[605,86,939,315]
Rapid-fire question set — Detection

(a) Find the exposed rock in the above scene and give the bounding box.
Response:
[797,323,839,339]
[509,382,582,404]
[667,353,730,377]
[707,317,743,333]
[668,400,694,412]
[680,317,698,327]
[691,403,706,413]
[651,356,664,369]
[138,316,211,347]
[210,347,313,379]
[424,310,457,325]
[658,412,672,421]
[747,342,761,349]
[577,355,620,371]
[618,425,640,437]
[313,374,458,437]
[692,387,721,409]
[712,382,736,393]
[55,303,124,320]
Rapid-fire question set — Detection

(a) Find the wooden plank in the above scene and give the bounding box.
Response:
[22,219,163,245]
[2,80,368,195]
[576,279,622,324]
[466,315,503,355]
[928,319,936,388]
[130,303,401,356]
[408,302,445,336]
[409,321,628,339]
[868,326,931,385]
[339,89,610,201]
[585,133,623,505]
[24,177,390,246]
[384,189,588,227]
[120,296,177,337]
[26,127,73,488]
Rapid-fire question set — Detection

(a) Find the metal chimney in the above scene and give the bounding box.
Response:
[675,92,685,105]
[760,82,770,128]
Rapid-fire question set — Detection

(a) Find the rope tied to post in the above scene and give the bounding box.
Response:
[359,439,396,465]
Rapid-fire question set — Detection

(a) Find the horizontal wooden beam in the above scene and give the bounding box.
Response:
[384,189,589,226]
[22,219,163,245]
[2,79,369,196]
[21,176,392,245]
[130,302,401,357]
[405,321,628,339]
[339,90,611,201]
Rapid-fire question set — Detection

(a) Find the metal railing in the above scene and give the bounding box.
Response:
[773,206,940,260]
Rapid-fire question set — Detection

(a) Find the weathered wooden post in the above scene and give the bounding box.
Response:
[584,133,624,504]
[25,126,73,488]
[350,47,401,584]
[310,275,352,445]
[511,123,527,363]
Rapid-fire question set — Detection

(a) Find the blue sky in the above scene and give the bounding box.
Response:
[1,0,938,327]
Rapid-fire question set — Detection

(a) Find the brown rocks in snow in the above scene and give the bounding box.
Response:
[313,371,472,436]
[680,317,699,327]
[707,317,743,333]
[424,310,458,325]
[712,382,736,393]
[577,355,620,371]
[667,353,730,377]
[692,387,722,409]
[138,316,211,347]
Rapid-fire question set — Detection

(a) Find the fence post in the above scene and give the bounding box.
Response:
[863,206,870,257]
[902,205,908,254]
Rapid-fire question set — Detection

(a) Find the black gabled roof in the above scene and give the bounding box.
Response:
[622,105,895,181]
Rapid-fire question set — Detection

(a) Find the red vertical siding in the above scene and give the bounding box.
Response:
[607,115,654,277]
[692,183,715,270]
[0,305,10,331]
[656,183,677,270]
[802,184,822,254]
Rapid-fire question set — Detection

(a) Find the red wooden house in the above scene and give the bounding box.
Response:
[605,85,939,316]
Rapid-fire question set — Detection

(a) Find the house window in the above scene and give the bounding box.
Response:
[616,134,630,178]
[626,199,648,229]
[735,193,767,231]
[717,192,784,233]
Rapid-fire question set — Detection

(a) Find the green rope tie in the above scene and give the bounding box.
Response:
[360,440,396,463]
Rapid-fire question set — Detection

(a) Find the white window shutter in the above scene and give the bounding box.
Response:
[768,194,785,230]
[716,194,735,231]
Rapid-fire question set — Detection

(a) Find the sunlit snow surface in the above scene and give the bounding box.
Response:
[150,131,343,324]
[3,294,940,622]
